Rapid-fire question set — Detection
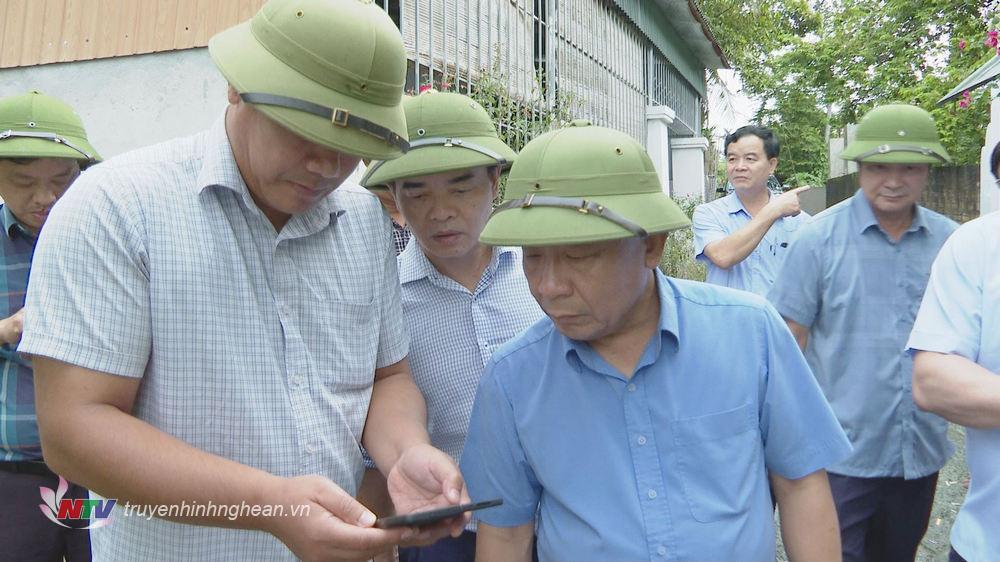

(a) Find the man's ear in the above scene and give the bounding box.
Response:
[488,166,502,199]
[768,157,779,175]
[644,233,669,268]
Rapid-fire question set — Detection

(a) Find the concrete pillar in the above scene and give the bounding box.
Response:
[646,105,676,195]
[981,85,1000,216]
[671,137,710,200]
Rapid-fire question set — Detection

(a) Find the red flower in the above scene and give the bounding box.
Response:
[419,84,433,94]
[987,30,999,48]
[959,39,967,50]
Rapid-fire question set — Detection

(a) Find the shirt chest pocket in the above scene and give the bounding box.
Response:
[310,298,379,390]
[672,402,761,523]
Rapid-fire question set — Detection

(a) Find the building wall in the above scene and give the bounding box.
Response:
[0,48,228,158]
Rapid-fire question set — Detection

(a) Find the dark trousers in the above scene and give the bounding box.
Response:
[0,466,91,561]
[828,472,938,562]
[398,531,476,562]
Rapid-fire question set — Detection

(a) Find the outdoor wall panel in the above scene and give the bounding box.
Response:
[0,0,266,69]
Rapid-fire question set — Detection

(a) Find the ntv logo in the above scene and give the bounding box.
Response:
[39,476,115,529]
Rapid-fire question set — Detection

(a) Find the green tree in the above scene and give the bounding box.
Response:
[697,0,991,175]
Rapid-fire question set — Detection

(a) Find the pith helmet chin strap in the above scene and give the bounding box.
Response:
[0,129,97,163]
[853,144,949,162]
[492,193,649,238]
[239,92,409,153]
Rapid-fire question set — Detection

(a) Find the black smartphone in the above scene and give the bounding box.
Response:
[373,498,503,529]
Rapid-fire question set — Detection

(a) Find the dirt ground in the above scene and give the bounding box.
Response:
[777,424,968,561]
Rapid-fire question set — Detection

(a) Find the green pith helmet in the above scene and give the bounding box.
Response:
[360,90,516,189]
[839,104,950,164]
[480,120,690,246]
[0,91,100,165]
[209,0,408,160]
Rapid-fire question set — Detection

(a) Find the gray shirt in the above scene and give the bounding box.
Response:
[768,190,956,479]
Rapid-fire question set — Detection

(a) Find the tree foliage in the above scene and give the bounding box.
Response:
[697,0,992,186]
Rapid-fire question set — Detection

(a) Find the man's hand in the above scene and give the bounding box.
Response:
[0,308,25,345]
[764,186,811,219]
[387,443,470,545]
[262,474,413,562]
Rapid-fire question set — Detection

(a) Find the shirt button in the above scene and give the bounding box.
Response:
[627,384,636,392]
[637,435,647,445]
[657,546,667,557]
[291,376,305,388]
[647,489,657,499]
[305,443,318,454]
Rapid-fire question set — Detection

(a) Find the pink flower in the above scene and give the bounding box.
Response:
[987,30,999,48]
[959,99,970,109]
[419,84,432,94]
[959,39,967,50]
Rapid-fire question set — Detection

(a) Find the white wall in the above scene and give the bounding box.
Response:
[0,48,228,159]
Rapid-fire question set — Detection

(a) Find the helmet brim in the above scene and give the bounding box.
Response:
[361,136,516,189]
[480,191,691,246]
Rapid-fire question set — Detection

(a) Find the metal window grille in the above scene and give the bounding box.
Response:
[373,0,702,146]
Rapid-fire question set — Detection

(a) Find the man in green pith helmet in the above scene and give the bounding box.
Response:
[0,90,99,562]
[17,1,469,561]
[359,90,543,561]
[458,119,852,561]
[769,103,958,562]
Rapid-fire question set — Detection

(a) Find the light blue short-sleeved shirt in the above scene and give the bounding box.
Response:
[18,116,409,561]
[460,271,851,562]
[398,242,542,463]
[693,191,809,296]
[907,211,1000,562]
[769,189,957,479]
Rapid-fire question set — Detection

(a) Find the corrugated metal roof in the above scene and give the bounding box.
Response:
[611,0,728,71]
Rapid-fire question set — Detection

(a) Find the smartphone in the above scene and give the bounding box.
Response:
[373,498,503,529]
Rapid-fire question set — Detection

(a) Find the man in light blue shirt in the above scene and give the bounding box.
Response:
[461,120,851,562]
[769,104,957,562]
[693,125,810,296]
[360,90,542,561]
[907,140,1000,562]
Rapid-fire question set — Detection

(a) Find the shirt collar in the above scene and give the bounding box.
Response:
[398,243,518,286]
[721,192,750,215]
[194,111,341,221]
[1,205,33,241]
[849,188,930,236]
[560,269,680,372]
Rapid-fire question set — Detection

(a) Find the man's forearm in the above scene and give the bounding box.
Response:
[703,210,780,269]
[773,470,840,562]
[913,351,1000,428]
[362,366,431,472]
[476,523,534,562]
[39,401,282,531]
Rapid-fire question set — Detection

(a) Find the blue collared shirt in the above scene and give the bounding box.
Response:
[769,189,957,479]
[693,191,809,296]
[398,242,542,464]
[907,211,1000,562]
[461,271,851,562]
[0,204,39,461]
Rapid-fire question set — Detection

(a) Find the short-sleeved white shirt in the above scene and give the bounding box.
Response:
[19,116,409,561]
[907,211,1000,562]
